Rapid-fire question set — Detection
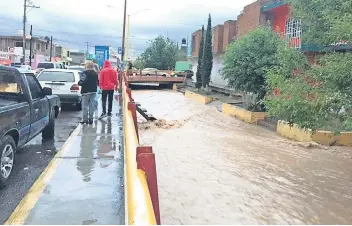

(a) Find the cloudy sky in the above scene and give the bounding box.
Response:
[0,0,254,56]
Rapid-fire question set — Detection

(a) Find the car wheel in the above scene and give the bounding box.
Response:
[42,109,55,141]
[146,73,150,76]
[76,101,82,111]
[0,135,16,188]
[162,74,166,77]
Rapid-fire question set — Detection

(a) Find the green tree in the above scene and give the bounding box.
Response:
[201,14,213,88]
[133,57,145,69]
[195,25,205,89]
[140,36,178,70]
[288,0,352,46]
[265,52,352,132]
[264,0,352,132]
[221,26,284,111]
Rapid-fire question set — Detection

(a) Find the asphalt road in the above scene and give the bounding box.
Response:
[0,106,81,224]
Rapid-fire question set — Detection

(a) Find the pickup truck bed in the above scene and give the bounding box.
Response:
[0,66,61,187]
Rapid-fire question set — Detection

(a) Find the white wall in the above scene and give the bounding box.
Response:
[187,55,228,87]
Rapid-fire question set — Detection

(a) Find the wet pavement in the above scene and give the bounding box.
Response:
[134,90,352,225]
[22,112,124,224]
[0,106,81,224]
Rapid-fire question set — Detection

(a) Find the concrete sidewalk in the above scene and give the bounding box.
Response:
[6,107,125,225]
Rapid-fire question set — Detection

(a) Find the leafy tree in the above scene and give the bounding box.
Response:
[288,0,352,46]
[140,36,178,70]
[201,14,213,88]
[264,0,352,132]
[195,25,205,89]
[133,57,145,69]
[265,52,352,132]
[221,26,284,111]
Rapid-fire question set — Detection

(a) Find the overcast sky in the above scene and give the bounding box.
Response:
[0,0,254,56]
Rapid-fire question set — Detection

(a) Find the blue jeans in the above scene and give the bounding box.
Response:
[82,92,96,121]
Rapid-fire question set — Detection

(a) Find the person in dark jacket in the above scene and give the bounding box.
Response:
[79,60,99,124]
[99,60,118,118]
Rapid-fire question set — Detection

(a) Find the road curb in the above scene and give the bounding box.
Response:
[4,124,82,225]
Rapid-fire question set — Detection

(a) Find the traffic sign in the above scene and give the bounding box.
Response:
[95,46,110,67]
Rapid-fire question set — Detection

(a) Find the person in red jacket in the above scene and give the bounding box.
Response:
[99,60,118,118]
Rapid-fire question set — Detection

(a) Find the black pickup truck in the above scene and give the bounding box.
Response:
[0,66,61,187]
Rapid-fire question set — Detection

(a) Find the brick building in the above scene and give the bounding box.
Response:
[187,0,351,87]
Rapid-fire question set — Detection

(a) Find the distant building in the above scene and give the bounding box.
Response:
[70,50,85,65]
[55,45,72,66]
[0,35,54,68]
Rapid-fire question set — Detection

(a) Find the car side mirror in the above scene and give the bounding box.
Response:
[43,87,52,96]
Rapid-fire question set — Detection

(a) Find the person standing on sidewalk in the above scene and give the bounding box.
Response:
[99,60,118,118]
[78,61,99,124]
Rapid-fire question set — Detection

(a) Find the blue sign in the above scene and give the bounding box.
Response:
[118,47,122,54]
[95,46,110,67]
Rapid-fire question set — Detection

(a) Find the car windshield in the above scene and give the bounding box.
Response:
[0,70,21,94]
[37,63,54,69]
[68,67,85,72]
[37,71,75,82]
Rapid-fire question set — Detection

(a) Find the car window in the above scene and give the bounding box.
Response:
[37,71,75,82]
[0,70,21,94]
[25,75,43,99]
[37,63,54,69]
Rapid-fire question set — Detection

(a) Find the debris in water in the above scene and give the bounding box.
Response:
[24,167,28,170]
[36,151,41,154]
[138,119,185,130]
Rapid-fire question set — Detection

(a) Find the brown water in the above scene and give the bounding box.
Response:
[134,90,352,225]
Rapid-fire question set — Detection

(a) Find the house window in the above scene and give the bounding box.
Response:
[285,18,302,38]
[36,43,40,50]
[15,42,23,47]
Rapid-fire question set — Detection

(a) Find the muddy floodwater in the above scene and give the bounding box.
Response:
[133,90,352,225]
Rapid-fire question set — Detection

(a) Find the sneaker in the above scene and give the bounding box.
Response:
[88,119,93,124]
[80,120,88,124]
[107,113,112,117]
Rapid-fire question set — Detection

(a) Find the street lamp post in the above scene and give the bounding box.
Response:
[126,9,149,61]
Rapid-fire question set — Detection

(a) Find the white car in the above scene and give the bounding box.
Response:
[37,69,82,110]
[15,65,36,74]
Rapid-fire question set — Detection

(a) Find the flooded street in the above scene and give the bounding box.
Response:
[134,90,352,225]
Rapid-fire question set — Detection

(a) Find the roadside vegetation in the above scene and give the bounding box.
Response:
[221,0,352,132]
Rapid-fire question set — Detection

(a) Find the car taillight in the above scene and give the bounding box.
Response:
[70,84,79,90]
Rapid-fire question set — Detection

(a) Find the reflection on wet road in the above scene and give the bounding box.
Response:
[135,90,352,225]
[0,107,81,224]
[25,116,124,225]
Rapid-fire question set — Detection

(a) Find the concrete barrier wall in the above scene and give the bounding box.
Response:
[222,103,266,124]
[182,89,352,147]
[276,121,313,142]
[122,73,160,225]
[184,90,214,104]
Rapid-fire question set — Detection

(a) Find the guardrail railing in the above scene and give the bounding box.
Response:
[122,72,161,225]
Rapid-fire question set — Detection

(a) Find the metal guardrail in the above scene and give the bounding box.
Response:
[122,72,161,225]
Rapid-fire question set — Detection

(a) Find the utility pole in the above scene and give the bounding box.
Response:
[121,0,127,66]
[85,42,89,59]
[125,15,130,61]
[120,0,127,91]
[22,0,40,65]
[22,0,26,65]
[49,36,53,62]
[29,25,32,66]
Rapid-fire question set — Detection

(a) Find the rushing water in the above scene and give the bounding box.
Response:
[134,90,352,225]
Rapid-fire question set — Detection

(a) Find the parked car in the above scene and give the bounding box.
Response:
[176,70,194,78]
[15,68,37,77]
[141,68,172,77]
[36,62,61,74]
[0,66,61,187]
[67,65,85,72]
[37,69,82,110]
